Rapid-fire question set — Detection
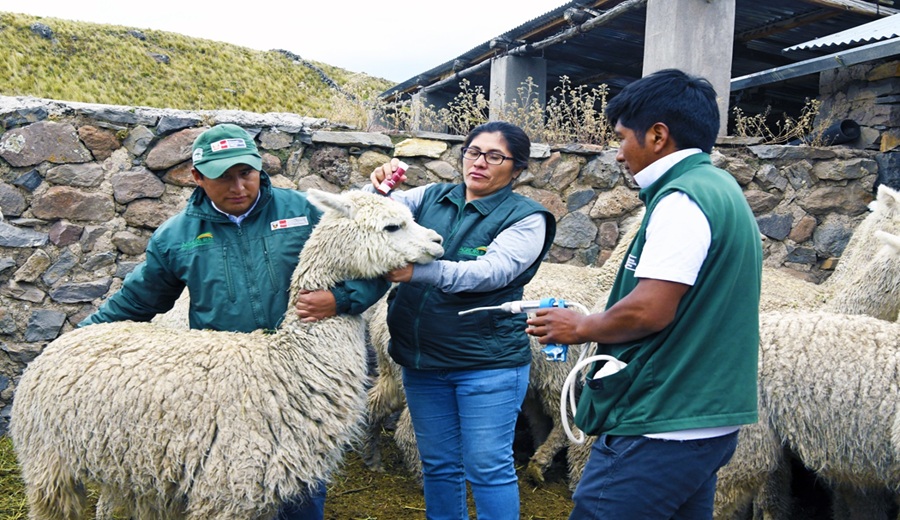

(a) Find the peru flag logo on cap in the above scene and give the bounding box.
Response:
[210,138,248,152]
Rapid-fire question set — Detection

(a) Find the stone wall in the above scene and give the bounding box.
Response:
[817,58,900,189]
[0,95,884,434]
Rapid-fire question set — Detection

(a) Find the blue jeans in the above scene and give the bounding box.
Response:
[402,365,529,520]
[276,482,326,520]
[570,431,739,520]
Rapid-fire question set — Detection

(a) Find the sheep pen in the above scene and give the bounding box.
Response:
[9,189,444,520]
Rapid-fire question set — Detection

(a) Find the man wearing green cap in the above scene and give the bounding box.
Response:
[80,123,389,519]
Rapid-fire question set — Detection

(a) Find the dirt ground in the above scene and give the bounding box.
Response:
[326,426,574,520]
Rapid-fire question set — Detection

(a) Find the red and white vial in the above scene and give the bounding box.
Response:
[376,161,409,194]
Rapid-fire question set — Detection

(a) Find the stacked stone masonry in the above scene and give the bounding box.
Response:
[0,96,890,433]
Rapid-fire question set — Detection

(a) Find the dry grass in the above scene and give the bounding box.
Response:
[0,12,391,122]
[372,76,617,145]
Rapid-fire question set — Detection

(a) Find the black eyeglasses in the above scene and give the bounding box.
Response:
[461,147,512,165]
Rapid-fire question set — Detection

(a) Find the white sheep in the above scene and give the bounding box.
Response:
[9,189,444,520]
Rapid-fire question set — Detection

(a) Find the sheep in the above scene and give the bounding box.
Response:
[361,209,643,485]
[9,189,444,520]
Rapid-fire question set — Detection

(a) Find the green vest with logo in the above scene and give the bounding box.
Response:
[575,153,762,436]
[387,183,555,370]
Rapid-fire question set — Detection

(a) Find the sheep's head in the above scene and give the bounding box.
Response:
[298,189,443,285]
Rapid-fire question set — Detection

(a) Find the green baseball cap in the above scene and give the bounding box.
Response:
[191,124,263,179]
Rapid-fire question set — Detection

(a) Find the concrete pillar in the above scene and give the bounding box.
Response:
[489,56,547,121]
[411,91,453,133]
[642,0,736,135]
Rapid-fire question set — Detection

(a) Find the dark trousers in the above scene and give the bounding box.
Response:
[570,431,739,520]
[276,483,326,520]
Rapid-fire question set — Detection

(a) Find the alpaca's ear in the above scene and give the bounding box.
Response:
[876,184,900,213]
[307,189,356,219]
[875,230,900,252]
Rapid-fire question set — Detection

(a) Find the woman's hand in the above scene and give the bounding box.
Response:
[371,158,406,189]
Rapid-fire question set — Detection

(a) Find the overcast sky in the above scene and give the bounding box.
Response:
[6,0,567,83]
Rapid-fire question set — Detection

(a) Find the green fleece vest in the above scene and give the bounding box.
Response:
[575,153,762,436]
[387,183,555,370]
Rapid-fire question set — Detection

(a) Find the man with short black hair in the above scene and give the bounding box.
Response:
[527,69,762,519]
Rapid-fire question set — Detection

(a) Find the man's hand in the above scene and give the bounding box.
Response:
[527,279,691,345]
[295,290,337,322]
[526,308,586,345]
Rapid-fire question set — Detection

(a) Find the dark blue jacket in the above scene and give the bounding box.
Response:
[387,183,555,370]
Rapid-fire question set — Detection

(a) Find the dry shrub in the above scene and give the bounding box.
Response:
[368,76,615,144]
[732,98,825,145]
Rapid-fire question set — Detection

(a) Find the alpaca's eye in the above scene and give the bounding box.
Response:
[384,224,401,232]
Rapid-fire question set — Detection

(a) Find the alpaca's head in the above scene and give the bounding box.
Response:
[296,190,444,285]
[874,184,900,222]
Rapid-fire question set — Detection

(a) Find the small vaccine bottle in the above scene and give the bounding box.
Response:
[376,161,409,194]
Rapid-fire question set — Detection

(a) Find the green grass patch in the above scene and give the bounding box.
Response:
[0,436,27,520]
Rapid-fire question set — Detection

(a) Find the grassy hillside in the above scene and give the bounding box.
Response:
[0,12,392,124]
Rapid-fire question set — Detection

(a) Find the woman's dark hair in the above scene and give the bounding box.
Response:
[605,69,719,153]
[462,121,531,172]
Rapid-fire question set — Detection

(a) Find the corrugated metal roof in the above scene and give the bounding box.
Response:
[380,0,899,122]
[784,12,900,50]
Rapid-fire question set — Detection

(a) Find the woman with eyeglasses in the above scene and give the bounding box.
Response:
[369,121,556,520]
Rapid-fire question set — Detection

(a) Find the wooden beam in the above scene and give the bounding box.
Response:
[736,9,841,42]
[800,0,898,17]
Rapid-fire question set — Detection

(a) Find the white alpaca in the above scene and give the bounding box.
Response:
[756,311,900,519]
[759,184,900,321]
[10,189,444,520]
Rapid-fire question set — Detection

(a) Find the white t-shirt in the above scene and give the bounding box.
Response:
[631,149,739,441]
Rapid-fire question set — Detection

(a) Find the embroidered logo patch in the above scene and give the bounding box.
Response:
[210,138,248,153]
[458,246,488,257]
[180,233,215,250]
[270,216,310,230]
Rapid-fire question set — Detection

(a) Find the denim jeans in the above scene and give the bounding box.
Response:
[402,365,529,520]
[276,482,326,520]
[570,431,739,520]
